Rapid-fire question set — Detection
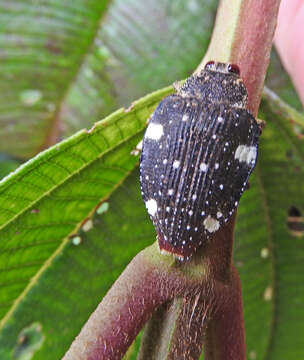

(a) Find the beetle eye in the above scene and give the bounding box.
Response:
[227,64,240,75]
[205,61,215,70]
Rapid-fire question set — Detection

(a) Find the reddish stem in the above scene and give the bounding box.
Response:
[201,0,281,116]
[62,243,208,360]
[204,267,245,360]
[231,0,282,116]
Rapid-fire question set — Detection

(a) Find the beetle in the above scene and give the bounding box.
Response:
[140,61,261,260]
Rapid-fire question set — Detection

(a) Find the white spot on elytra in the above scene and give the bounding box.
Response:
[200,163,207,172]
[234,145,257,164]
[166,206,170,212]
[189,210,193,216]
[219,184,224,190]
[168,189,174,196]
[215,163,219,170]
[145,123,164,141]
[186,225,191,230]
[217,212,223,219]
[192,194,197,200]
[145,199,158,216]
[173,160,180,169]
[217,116,224,123]
[163,159,168,165]
[182,114,189,121]
[212,134,216,139]
[203,215,220,233]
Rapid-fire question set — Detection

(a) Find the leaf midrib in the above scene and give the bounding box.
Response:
[0,161,137,331]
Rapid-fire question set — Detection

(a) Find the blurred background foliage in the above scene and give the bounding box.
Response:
[0,0,303,359]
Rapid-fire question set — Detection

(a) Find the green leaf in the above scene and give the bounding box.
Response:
[0,168,153,359]
[100,0,217,97]
[235,96,304,359]
[62,0,218,136]
[13,322,45,360]
[0,86,172,337]
[0,0,111,158]
[0,0,218,158]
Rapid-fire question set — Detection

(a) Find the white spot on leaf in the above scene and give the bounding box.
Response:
[130,140,143,156]
[97,202,109,215]
[82,219,93,232]
[249,351,257,360]
[20,89,42,106]
[14,322,45,359]
[72,236,82,246]
[260,248,269,259]
[264,286,273,301]
[203,215,220,233]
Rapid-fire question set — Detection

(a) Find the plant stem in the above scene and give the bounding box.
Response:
[200,0,281,116]
[263,86,304,129]
[62,242,209,360]
[204,267,245,360]
[136,216,237,360]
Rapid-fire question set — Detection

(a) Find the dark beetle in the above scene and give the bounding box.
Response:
[140,61,261,260]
